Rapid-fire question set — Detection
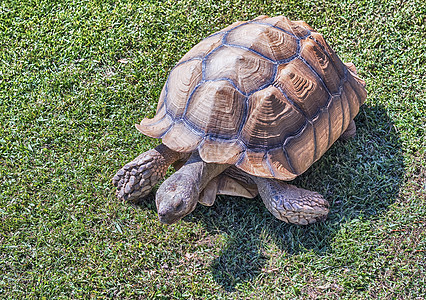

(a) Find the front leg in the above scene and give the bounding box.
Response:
[198,172,258,207]
[112,144,188,202]
[252,177,329,225]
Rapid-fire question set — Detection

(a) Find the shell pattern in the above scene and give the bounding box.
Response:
[136,16,367,180]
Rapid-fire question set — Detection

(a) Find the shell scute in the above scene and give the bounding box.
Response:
[340,90,352,132]
[327,95,345,143]
[312,109,331,160]
[347,72,367,104]
[266,148,297,180]
[198,138,244,165]
[241,85,305,149]
[203,45,275,95]
[178,33,224,63]
[161,121,202,152]
[310,31,345,77]
[300,38,341,94]
[226,23,298,62]
[235,150,273,178]
[284,122,316,175]
[184,80,246,138]
[138,16,367,180]
[257,16,310,38]
[136,104,173,138]
[342,80,361,121]
[166,59,203,118]
[275,59,329,118]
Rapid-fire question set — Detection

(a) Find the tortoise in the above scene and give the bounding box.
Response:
[112,15,367,225]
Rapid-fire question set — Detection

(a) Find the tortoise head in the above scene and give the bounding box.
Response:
[155,172,199,224]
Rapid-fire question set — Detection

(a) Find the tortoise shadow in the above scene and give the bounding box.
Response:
[185,103,405,291]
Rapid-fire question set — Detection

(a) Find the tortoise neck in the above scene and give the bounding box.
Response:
[177,152,229,193]
[155,152,230,224]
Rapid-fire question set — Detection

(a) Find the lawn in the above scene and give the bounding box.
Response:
[0,0,425,298]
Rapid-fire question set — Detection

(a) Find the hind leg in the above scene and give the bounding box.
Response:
[340,119,356,141]
[252,177,329,225]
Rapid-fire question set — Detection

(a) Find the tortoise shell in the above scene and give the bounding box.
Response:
[136,15,367,180]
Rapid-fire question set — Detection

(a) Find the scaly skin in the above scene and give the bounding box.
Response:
[112,144,188,203]
[251,176,329,225]
[198,165,329,225]
[340,119,356,141]
[198,167,259,206]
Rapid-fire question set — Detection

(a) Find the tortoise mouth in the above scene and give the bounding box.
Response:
[157,201,195,225]
[158,212,183,225]
[156,176,199,225]
[158,214,175,224]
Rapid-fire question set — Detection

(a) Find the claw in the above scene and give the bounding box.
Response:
[112,144,185,203]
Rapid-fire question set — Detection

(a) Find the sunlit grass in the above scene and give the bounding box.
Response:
[0,0,424,298]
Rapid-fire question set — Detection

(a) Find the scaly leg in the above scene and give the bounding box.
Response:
[340,119,356,141]
[252,177,329,225]
[199,167,259,206]
[112,144,188,202]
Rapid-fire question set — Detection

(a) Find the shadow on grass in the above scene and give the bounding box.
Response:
[129,103,404,292]
[184,103,405,291]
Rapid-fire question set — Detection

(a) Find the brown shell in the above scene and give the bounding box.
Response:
[136,16,367,180]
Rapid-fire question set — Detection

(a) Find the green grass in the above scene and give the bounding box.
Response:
[0,0,425,298]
